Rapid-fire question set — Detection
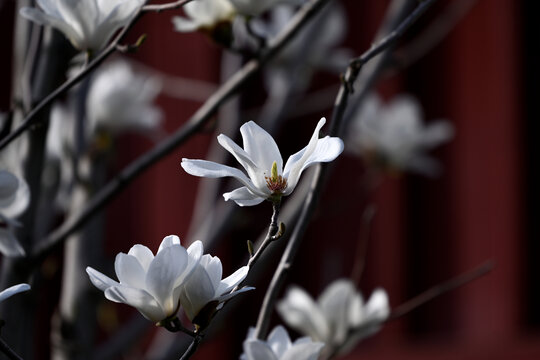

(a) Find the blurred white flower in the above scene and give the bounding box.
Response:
[277,279,389,355]
[172,0,235,33]
[181,118,343,206]
[0,169,30,257]
[179,248,251,326]
[229,0,303,17]
[0,283,31,303]
[20,0,145,52]
[87,61,163,136]
[86,235,203,323]
[241,325,324,360]
[347,94,454,176]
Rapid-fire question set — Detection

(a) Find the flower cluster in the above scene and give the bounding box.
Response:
[87,235,249,325]
[241,325,324,360]
[277,279,389,355]
[181,118,343,206]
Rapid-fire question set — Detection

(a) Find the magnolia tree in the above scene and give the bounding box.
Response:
[0,0,487,359]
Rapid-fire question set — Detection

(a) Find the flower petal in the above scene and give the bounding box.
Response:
[158,234,181,253]
[127,244,154,272]
[318,279,356,344]
[365,288,390,322]
[105,285,166,322]
[223,187,265,207]
[200,254,223,291]
[277,286,330,342]
[217,265,249,295]
[179,261,216,321]
[115,252,147,289]
[86,267,120,292]
[0,283,30,303]
[239,121,283,174]
[145,244,188,313]
[243,339,278,360]
[267,325,291,358]
[281,341,324,360]
[172,16,200,32]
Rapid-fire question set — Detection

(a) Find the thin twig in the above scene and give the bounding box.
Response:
[253,0,439,340]
[0,0,194,150]
[179,334,203,360]
[0,337,24,360]
[142,0,193,12]
[248,203,281,267]
[30,0,334,265]
[389,260,494,321]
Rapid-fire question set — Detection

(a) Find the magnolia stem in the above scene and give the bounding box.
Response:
[179,334,203,360]
[252,0,439,341]
[0,337,24,360]
[248,202,281,268]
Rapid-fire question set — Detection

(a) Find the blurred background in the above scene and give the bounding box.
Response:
[0,0,536,359]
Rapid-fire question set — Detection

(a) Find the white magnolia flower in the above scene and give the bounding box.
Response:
[181,118,344,206]
[172,0,236,33]
[87,61,163,136]
[241,325,324,360]
[229,0,303,17]
[179,249,251,326]
[347,94,454,176]
[20,0,145,52]
[86,235,203,323]
[0,170,30,257]
[0,283,31,303]
[277,279,389,355]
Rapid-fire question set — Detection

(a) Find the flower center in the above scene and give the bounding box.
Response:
[265,161,287,194]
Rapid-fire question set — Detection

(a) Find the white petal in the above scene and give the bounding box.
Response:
[115,253,147,289]
[145,244,188,313]
[239,121,283,174]
[215,286,254,303]
[365,288,390,322]
[105,285,166,322]
[0,218,25,257]
[318,279,356,344]
[19,7,83,47]
[243,340,278,360]
[217,135,269,193]
[283,136,343,195]
[282,341,324,360]
[0,170,30,218]
[277,286,329,342]
[178,240,204,286]
[0,283,30,303]
[86,267,120,292]
[179,262,216,321]
[200,254,223,291]
[217,265,249,295]
[181,159,266,197]
[172,16,200,32]
[158,235,181,253]
[127,244,154,271]
[420,120,454,148]
[267,325,291,358]
[223,187,265,207]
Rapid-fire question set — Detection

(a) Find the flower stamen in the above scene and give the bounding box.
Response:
[265,161,287,194]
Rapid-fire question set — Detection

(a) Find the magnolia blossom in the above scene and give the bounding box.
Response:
[241,325,324,360]
[20,0,145,51]
[181,118,343,206]
[229,0,303,17]
[172,0,236,33]
[347,94,454,176]
[86,235,202,323]
[86,61,163,136]
[0,283,31,303]
[0,170,30,257]
[179,249,251,326]
[277,279,389,355]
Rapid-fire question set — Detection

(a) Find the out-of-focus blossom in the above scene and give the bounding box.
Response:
[86,235,203,323]
[181,118,343,206]
[241,325,324,360]
[172,0,235,33]
[179,246,251,327]
[86,61,163,136]
[277,279,389,355]
[346,94,454,176]
[0,169,30,257]
[0,283,31,303]
[253,4,350,94]
[20,0,144,52]
[229,0,303,17]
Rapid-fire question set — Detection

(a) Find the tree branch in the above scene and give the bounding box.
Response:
[30,0,335,265]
